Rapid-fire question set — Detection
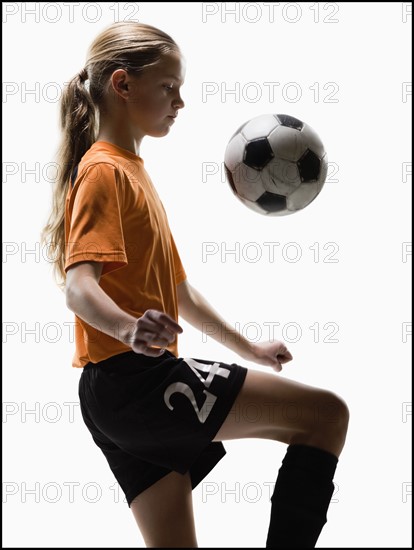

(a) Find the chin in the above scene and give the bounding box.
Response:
[150,127,171,138]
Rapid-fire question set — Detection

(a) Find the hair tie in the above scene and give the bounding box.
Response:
[79,68,88,83]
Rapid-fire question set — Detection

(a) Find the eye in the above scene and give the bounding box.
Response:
[163,84,174,92]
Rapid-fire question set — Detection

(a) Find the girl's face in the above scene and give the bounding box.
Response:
[125,52,186,138]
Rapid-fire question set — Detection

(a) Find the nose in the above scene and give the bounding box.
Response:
[173,93,185,110]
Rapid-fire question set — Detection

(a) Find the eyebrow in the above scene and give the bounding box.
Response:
[164,75,184,84]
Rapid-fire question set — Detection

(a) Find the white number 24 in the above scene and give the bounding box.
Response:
[163,358,230,424]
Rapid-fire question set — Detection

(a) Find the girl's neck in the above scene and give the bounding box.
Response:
[96,126,143,157]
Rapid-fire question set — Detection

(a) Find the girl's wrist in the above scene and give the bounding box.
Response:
[234,338,257,362]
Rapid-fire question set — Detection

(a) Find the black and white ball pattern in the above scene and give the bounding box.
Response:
[224,114,328,216]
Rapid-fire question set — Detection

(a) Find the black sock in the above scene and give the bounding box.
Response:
[266,444,338,548]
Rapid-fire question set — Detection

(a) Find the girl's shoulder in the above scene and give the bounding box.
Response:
[79,142,143,178]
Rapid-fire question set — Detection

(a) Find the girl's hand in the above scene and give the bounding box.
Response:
[129,309,183,357]
[247,340,293,373]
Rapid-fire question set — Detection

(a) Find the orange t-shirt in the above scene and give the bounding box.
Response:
[64,141,187,368]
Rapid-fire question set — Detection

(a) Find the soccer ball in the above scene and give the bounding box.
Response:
[224,114,328,216]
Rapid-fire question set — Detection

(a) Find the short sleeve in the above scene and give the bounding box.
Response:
[65,163,128,276]
[170,232,187,285]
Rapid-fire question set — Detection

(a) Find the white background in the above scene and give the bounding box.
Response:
[3,2,412,547]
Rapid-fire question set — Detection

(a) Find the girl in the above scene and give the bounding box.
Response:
[41,21,349,548]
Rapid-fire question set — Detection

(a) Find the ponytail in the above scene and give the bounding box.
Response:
[41,67,96,289]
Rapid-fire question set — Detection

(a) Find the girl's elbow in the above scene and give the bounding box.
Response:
[65,276,84,312]
[65,284,78,312]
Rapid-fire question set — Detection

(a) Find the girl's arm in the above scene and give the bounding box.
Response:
[66,261,182,357]
[177,279,292,370]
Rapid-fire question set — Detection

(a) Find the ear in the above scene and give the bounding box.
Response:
[110,69,132,100]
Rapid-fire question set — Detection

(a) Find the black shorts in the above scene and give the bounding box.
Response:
[78,349,248,506]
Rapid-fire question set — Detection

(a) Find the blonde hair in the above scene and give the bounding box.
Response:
[41,21,179,289]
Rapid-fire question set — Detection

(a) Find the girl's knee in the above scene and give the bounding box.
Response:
[316,390,349,434]
[313,390,350,455]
